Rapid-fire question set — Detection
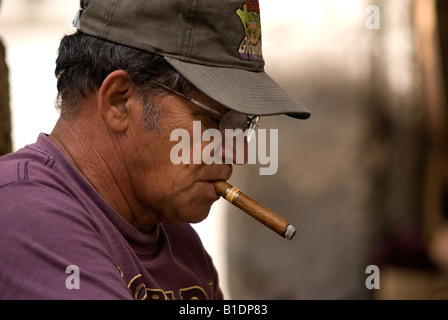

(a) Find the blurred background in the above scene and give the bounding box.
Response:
[1,0,448,300]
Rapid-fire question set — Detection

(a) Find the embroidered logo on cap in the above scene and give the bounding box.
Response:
[236,0,264,62]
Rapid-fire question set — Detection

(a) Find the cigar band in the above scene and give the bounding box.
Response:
[224,186,241,204]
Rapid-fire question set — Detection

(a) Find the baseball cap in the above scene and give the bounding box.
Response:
[74,0,311,119]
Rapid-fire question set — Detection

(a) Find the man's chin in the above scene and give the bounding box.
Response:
[162,203,213,226]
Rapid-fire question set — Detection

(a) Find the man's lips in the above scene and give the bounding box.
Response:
[197,164,233,199]
[208,181,221,201]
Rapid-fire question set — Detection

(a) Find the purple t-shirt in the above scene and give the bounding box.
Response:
[0,133,223,300]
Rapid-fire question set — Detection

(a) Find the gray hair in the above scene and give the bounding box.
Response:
[55,31,186,129]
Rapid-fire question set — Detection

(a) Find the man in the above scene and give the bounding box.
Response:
[0,0,310,299]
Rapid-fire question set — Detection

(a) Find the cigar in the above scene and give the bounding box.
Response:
[213,181,297,240]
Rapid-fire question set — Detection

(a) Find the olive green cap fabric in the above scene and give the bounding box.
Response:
[75,0,310,119]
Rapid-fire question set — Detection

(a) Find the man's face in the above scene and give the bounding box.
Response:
[122,87,233,228]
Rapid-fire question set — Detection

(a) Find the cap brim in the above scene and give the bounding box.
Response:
[165,57,311,119]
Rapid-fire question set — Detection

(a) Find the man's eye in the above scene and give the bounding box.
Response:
[192,111,219,127]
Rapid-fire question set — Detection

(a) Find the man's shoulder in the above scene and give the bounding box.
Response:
[0,138,87,223]
[0,162,86,229]
[0,134,82,198]
[0,140,58,188]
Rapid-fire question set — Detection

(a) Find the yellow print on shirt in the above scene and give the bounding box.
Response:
[127,274,213,300]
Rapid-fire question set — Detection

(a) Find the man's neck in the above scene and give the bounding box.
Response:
[48,115,155,232]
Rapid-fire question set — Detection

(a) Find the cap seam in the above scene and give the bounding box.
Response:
[182,0,200,61]
[165,56,264,73]
[100,0,121,39]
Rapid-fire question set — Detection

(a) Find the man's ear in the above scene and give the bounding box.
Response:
[98,70,134,133]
